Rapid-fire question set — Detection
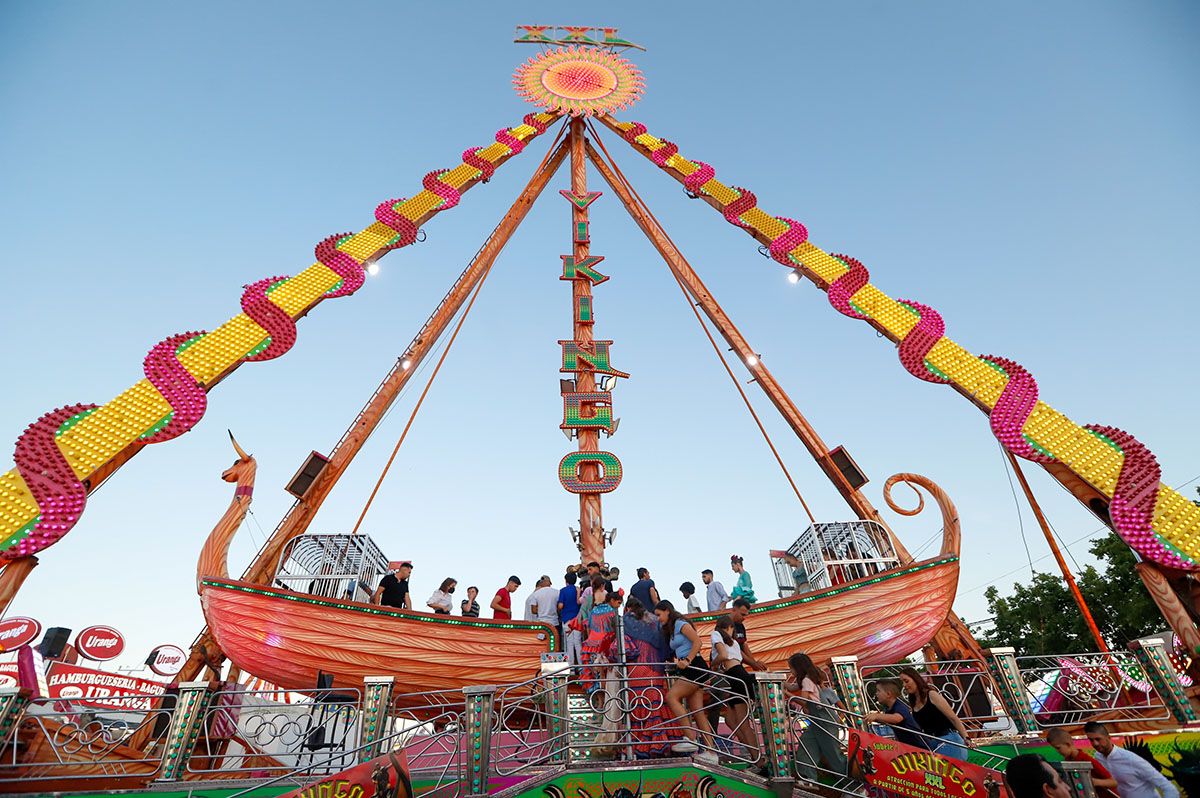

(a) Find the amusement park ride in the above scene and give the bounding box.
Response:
[2,23,1200,798]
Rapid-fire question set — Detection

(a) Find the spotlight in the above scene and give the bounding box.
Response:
[366,262,381,277]
[787,270,801,284]
[746,354,759,367]
[401,359,412,370]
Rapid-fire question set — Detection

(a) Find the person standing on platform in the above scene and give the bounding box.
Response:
[558,572,583,665]
[372,562,412,609]
[631,567,659,609]
[1086,722,1178,798]
[1005,755,1072,798]
[1046,728,1119,798]
[460,585,480,617]
[680,582,702,614]
[531,575,560,629]
[864,679,928,749]
[426,578,456,615]
[490,575,520,620]
[898,666,970,760]
[702,569,730,611]
[730,555,756,604]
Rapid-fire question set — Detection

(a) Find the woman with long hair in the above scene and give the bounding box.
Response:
[711,615,761,759]
[426,578,456,614]
[898,666,970,760]
[786,652,847,780]
[621,596,673,757]
[654,600,716,761]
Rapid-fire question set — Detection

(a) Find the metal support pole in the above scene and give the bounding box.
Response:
[1060,759,1099,798]
[1129,638,1198,725]
[542,665,570,765]
[614,611,634,762]
[0,687,31,749]
[360,676,396,762]
[983,648,1038,734]
[829,656,869,729]
[463,684,497,797]
[156,680,212,781]
[754,672,795,791]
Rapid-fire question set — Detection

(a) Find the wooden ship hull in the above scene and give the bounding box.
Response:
[689,555,960,670]
[200,553,958,693]
[200,577,558,694]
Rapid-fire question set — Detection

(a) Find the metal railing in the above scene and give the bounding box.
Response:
[1017,652,1172,727]
[487,661,763,773]
[784,693,1013,798]
[185,685,362,776]
[862,658,1011,734]
[0,692,174,783]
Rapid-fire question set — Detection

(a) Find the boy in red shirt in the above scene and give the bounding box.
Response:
[490,576,521,619]
[1046,728,1119,798]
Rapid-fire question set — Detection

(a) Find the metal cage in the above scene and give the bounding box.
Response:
[274,533,391,602]
[770,520,900,596]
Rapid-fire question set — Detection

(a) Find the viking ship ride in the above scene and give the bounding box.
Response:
[3,21,1199,798]
[197,437,962,691]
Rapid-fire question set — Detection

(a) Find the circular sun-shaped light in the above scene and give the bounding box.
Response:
[513,46,644,117]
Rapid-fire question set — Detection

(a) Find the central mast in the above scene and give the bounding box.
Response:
[559,119,627,565]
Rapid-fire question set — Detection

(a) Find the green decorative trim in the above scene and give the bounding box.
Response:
[687,556,957,622]
[202,579,558,650]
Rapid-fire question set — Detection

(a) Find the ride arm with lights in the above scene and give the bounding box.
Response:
[0,111,560,563]
[599,114,1200,573]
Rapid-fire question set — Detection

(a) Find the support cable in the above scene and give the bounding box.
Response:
[348,122,570,536]
[586,121,816,524]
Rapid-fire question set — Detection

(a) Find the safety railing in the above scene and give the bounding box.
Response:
[384,687,467,797]
[1016,651,1172,728]
[0,691,175,784]
[487,660,763,773]
[861,658,1009,734]
[185,685,362,777]
[784,693,1013,798]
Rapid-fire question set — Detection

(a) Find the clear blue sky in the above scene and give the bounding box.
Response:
[1,1,1197,669]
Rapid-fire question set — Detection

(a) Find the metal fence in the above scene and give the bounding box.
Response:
[862,658,1011,734]
[186,685,362,776]
[0,692,174,784]
[1016,652,1172,727]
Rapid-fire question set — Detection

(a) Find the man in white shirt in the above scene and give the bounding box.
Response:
[1086,722,1179,798]
[529,575,560,627]
[702,569,730,611]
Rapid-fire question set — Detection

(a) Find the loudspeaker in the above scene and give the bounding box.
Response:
[285,451,330,499]
[828,446,869,491]
[38,627,72,658]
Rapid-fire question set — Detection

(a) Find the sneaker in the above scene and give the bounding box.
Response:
[695,750,719,765]
[672,740,700,754]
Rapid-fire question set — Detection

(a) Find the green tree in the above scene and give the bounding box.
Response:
[977,534,1164,656]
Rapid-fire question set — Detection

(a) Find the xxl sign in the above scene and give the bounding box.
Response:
[849,730,1006,798]
[0,616,41,651]
[47,662,167,711]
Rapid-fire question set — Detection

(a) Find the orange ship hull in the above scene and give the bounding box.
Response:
[689,556,960,669]
[201,554,958,693]
[200,578,557,694]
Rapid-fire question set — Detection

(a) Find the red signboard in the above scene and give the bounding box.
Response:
[0,661,17,688]
[0,616,42,652]
[147,644,186,676]
[278,750,411,798]
[46,662,167,710]
[849,729,1007,798]
[74,625,125,661]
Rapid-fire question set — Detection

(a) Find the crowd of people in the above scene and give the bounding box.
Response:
[368,559,1184,796]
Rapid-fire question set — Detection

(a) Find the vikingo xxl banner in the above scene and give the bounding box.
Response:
[849,729,1007,798]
